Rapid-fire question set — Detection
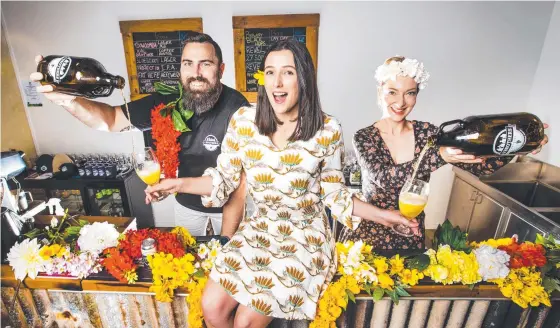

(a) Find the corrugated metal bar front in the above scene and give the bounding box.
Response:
[2,287,559,328]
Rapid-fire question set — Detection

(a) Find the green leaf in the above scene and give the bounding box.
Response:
[542,277,560,293]
[373,287,384,301]
[468,284,476,290]
[64,226,82,237]
[387,290,399,304]
[177,81,183,98]
[171,109,188,132]
[346,289,356,303]
[405,254,430,271]
[536,233,546,245]
[154,82,179,95]
[24,228,42,239]
[434,219,471,253]
[193,270,206,278]
[79,219,89,227]
[395,286,410,297]
[178,100,194,125]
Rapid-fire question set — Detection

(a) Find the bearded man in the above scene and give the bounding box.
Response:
[31,33,249,237]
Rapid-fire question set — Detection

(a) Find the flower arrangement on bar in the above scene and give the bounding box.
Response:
[7,215,558,328]
[7,212,119,280]
[6,213,222,327]
[310,220,560,328]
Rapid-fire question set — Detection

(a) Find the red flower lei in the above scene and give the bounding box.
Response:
[151,103,181,178]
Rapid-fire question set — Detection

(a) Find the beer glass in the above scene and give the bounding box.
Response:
[393,178,429,237]
[132,147,167,201]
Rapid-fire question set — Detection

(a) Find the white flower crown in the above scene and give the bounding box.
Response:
[374,57,430,90]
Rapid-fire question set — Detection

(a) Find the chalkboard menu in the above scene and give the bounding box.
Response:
[132,31,197,94]
[232,14,319,103]
[120,18,203,100]
[244,27,306,92]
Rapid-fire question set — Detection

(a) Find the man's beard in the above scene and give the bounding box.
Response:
[182,76,223,115]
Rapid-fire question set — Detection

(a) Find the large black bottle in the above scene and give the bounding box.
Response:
[38,55,125,98]
[433,113,545,156]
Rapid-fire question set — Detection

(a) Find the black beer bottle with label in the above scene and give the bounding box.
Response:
[432,112,545,156]
[38,55,125,98]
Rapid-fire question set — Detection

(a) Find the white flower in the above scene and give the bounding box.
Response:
[77,222,119,254]
[197,244,209,259]
[375,57,430,90]
[7,239,47,280]
[50,217,58,228]
[45,226,50,231]
[474,245,510,281]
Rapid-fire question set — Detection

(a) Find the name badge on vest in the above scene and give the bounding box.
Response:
[203,135,220,151]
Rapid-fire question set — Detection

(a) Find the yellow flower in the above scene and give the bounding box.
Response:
[389,255,405,275]
[490,267,551,308]
[373,258,389,274]
[39,246,54,259]
[378,273,394,290]
[253,70,265,86]
[424,264,449,283]
[471,237,514,248]
[171,226,196,247]
[399,269,424,286]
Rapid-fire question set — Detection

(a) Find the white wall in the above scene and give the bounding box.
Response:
[2,1,556,228]
[528,2,560,166]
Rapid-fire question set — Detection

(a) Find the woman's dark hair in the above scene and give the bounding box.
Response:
[255,39,324,141]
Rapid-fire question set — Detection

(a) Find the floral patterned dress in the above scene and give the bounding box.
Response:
[339,121,510,250]
[202,106,364,320]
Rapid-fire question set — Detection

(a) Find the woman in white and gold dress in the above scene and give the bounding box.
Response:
[145,40,418,327]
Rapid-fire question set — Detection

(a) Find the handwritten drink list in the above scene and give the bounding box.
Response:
[133,31,198,94]
[244,27,306,92]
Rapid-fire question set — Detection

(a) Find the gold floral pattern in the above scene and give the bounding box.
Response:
[280,153,303,166]
[203,106,364,320]
[220,278,239,295]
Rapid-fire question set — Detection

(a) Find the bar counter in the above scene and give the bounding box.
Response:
[1,216,559,328]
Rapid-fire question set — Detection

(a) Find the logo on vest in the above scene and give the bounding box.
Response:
[203,135,220,151]
[493,124,526,155]
[48,56,72,83]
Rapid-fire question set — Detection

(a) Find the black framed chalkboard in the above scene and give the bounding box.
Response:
[132,31,199,94]
[244,27,307,92]
[120,18,203,100]
[233,14,319,103]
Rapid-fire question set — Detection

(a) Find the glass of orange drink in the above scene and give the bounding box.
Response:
[393,178,429,237]
[133,147,167,201]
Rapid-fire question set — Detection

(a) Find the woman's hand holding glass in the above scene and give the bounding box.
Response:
[393,178,428,237]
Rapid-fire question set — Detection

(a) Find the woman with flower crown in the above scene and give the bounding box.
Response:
[144,41,418,326]
[339,56,548,250]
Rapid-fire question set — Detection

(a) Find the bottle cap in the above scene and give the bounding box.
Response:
[141,238,157,256]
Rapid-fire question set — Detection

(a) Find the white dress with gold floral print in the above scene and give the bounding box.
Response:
[202,106,364,320]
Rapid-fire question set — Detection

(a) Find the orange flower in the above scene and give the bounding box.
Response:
[499,242,547,269]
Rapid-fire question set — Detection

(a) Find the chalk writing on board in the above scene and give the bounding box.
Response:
[133,31,196,93]
[244,27,306,92]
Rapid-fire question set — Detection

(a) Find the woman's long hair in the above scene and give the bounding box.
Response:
[255,39,324,141]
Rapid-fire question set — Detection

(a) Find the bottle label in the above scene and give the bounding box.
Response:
[48,57,72,83]
[493,124,526,155]
[91,86,111,97]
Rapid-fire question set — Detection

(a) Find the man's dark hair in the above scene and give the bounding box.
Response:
[183,32,223,66]
[255,39,324,141]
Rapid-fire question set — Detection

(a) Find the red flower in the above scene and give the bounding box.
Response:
[101,247,137,283]
[499,242,547,269]
[151,103,181,178]
[101,228,189,282]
